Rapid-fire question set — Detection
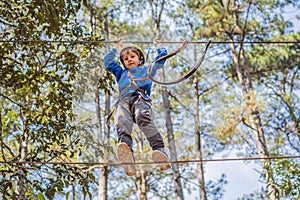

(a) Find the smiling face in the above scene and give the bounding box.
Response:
[121,50,140,69]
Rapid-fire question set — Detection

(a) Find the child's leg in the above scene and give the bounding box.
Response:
[133,98,164,150]
[115,101,136,175]
[114,101,134,149]
[133,98,171,171]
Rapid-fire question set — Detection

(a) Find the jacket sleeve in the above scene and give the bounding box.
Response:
[150,46,168,77]
[103,48,123,81]
[155,46,167,64]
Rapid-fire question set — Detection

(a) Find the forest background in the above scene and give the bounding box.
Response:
[0,0,299,199]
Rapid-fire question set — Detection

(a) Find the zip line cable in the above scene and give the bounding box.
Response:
[1,155,299,166]
[0,40,298,44]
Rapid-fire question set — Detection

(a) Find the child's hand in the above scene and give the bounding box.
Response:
[114,39,123,50]
[153,38,162,48]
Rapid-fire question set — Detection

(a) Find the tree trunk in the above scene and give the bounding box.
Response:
[72,185,75,200]
[98,165,108,200]
[229,40,278,200]
[136,170,147,200]
[162,85,184,200]
[104,92,111,144]
[229,1,277,198]
[96,86,108,200]
[95,87,103,141]
[148,0,184,198]
[193,45,207,200]
[136,131,147,200]
[98,11,110,200]
[16,116,28,199]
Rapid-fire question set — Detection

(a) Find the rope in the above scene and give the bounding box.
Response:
[0,40,298,44]
[147,39,211,85]
[1,155,299,166]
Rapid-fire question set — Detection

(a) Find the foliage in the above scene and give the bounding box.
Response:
[184,0,297,40]
[0,0,97,198]
[247,33,300,80]
[272,159,300,199]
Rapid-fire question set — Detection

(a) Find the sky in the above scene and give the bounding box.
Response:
[183,150,264,200]
[283,4,300,31]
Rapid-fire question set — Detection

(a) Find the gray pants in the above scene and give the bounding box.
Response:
[114,93,164,151]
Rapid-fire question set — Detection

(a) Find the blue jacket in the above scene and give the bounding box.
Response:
[103,47,167,99]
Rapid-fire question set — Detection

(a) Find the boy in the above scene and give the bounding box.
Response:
[103,39,171,176]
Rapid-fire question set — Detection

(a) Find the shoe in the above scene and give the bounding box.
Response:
[152,148,172,171]
[117,142,136,176]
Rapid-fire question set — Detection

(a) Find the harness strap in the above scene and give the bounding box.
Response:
[128,72,149,82]
[105,71,149,129]
[120,71,148,95]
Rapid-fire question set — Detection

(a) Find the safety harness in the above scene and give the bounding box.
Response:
[105,71,150,129]
[120,71,149,96]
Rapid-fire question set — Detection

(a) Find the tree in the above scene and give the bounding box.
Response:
[149,0,185,199]
[183,0,299,199]
[0,0,96,199]
[248,32,300,199]
[192,47,207,200]
[81,1,114,199]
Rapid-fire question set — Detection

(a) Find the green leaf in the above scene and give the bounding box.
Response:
[38,192,45,200]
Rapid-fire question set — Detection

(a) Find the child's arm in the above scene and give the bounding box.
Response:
[114,39,123,51]
[153,39,167,64]
[103,39,123,67]
[103,40,124,80]
[150,40,168,76]
[155,46,167,64]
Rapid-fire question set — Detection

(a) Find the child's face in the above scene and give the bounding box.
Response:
[122,50,140,69]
